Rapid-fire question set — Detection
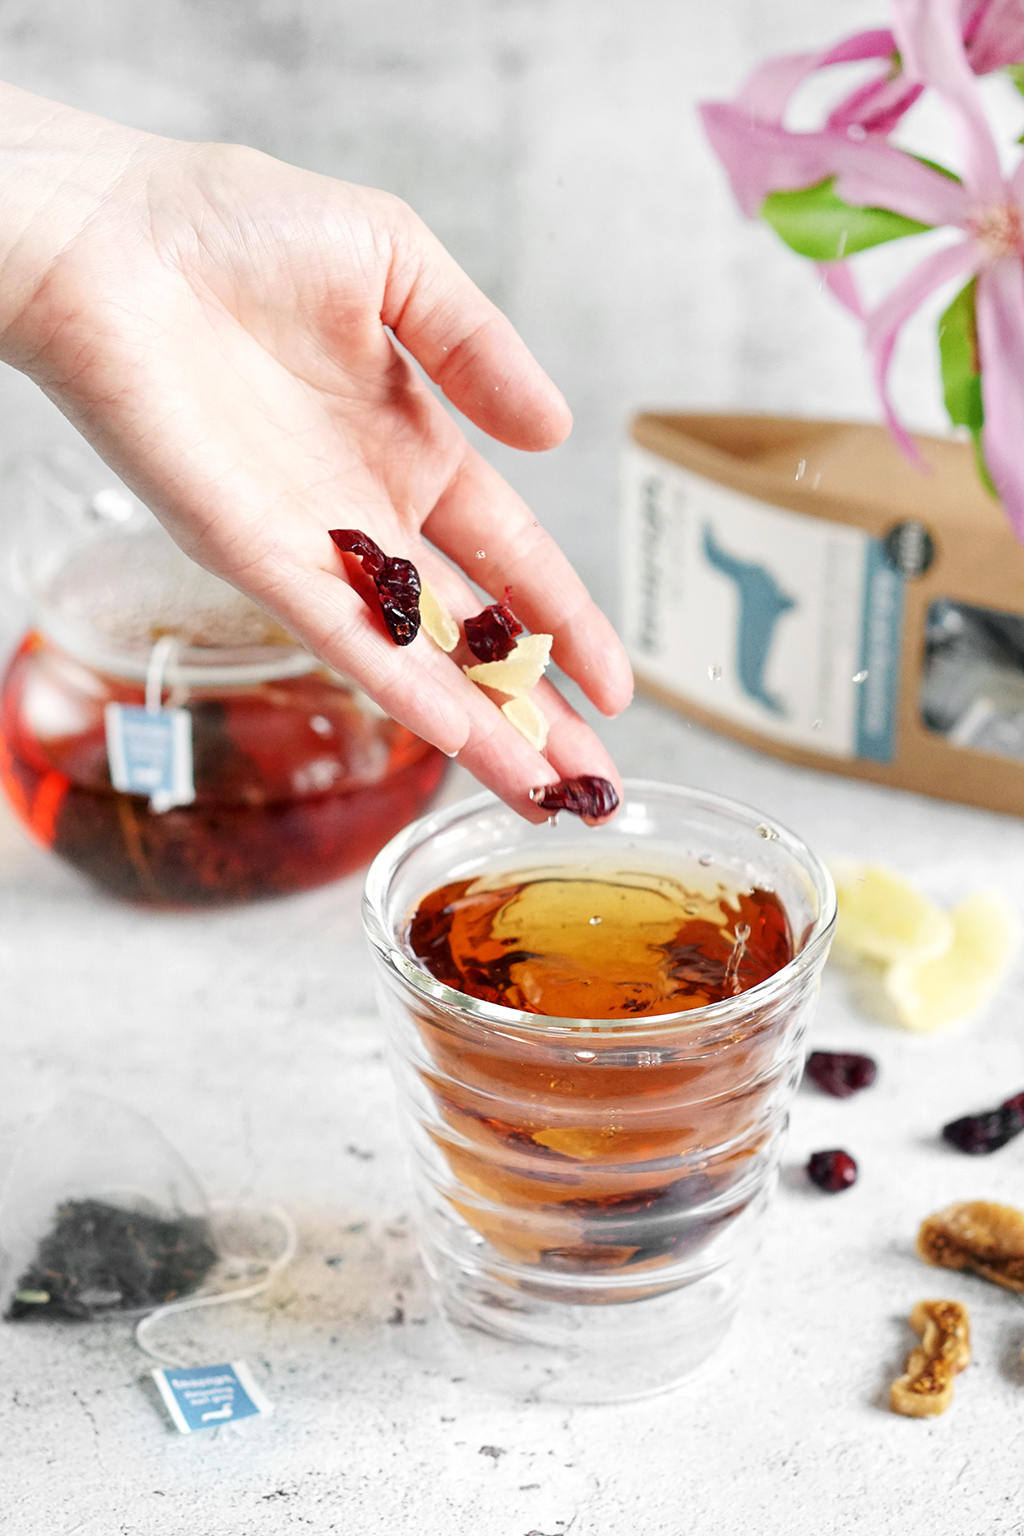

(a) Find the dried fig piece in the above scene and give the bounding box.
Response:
[329,528,421,646]
[890,1300,970,1418]
[464,589,523,663]
[917,1200,1024,1292]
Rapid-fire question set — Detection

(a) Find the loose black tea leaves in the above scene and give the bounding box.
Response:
[7,1198,218,1321]
[330,528,422,645]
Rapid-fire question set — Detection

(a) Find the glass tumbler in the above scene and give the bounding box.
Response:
[363,781,836,1402]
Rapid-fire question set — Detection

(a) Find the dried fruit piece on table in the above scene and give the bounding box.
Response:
[890,1300,970,1419]
[501,695,549,752]
[464,589,523,663]
[804,1050,877,1099]
[419,579,459,652]
[806,1148,857,1193]
[831,862,953,963]
[329,528,422,646]
[942,1100,1024,1155]
[917,1200,1024,1293]
[529,777,620,821]
[882,891,1016,1032]
[464,632,552,696]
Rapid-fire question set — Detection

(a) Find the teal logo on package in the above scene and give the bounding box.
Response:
[152,1361,272,1434]
[104,703,194,812]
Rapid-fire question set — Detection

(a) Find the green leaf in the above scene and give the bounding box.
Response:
[760,177,932,261]
[939,279,981,428]
[1006,63,1024,99]
[938,279,998,499]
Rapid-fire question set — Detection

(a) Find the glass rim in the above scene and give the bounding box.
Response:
[362,778,837,1037]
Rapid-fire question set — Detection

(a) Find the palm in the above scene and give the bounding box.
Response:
[3,127,631,813]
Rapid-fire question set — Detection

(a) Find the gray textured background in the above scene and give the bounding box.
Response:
[2,0,1013,618]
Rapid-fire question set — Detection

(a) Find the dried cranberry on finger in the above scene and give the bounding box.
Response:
[804,1051,877,1099]
[464,588,524,663]
[807,1149,857,1193]
[330,528,422,646]
[530,777,620,821]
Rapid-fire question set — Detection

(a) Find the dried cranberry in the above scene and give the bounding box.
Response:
[329,528,422,646]
[464,588,523,663]
[806,1149,857,1193]
[804,1050,877,1099]
[530,777,620,820]
[942,1105,1024,1155]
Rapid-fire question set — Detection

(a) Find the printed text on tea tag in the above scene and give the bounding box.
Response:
[151,1361,272,1434]
[104,703,195,813]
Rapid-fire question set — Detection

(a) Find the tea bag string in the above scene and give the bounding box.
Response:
[145,635,179,714]
[134,1200,298,1368]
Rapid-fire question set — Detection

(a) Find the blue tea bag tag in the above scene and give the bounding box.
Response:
[151,1361,272,1434]
[104,703,194,812]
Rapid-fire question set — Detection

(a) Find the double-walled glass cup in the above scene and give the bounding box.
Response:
[363,781,836,1401]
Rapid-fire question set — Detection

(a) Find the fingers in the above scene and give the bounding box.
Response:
[409,545,624,820]
[377,194,572,452]
[422,447,634,718]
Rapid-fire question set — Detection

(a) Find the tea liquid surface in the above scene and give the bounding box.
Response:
[408,862,793,1018]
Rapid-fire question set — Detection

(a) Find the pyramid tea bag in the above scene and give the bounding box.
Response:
[0,1093,217,1321]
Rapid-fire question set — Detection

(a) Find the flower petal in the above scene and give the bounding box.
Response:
[864,239,981,463]
[963,0,1024,74]
[700,104,970,223]
[893,0,1005,200]
[820,260,866,319]
[826,75,925,135]
[976,259,1024,537]
[736,31,897,125]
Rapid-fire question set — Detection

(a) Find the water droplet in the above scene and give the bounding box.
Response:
[574,1049,596,1062]
[698,854,712,866]
[812,717,824,731]
[757,823,779,841]
[589,915,602,925]
[735,923,751,941]
[852,669,869,684]
[475,549,486,559]
[708,664,722,682]
[547,816,558,827]
[309,714,332,737]
[795,459,806,482]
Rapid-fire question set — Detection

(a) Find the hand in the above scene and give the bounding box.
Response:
[0,84,632,817]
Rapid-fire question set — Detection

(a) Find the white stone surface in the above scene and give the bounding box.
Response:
[2,698,1024,1535]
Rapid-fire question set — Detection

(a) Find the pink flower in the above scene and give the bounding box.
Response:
[701,0,1024,538]
[715,1,1024,207]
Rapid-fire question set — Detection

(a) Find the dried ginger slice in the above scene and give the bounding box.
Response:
[501,695,549,752]
[464,633,552,697]
[883,892,1016,1032]
[917,1200,1024,1293]
[418,579,459,653]
[890,1300,970,1418]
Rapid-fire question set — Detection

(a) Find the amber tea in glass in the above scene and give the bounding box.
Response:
[364,783,835,1402]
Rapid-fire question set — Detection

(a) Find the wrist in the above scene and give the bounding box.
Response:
[0,81,155,360]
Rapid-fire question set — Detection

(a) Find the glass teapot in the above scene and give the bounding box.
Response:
[0,449,446,906]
